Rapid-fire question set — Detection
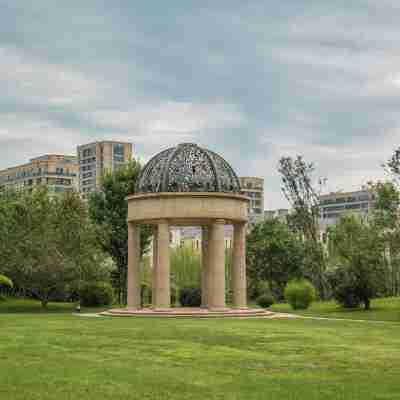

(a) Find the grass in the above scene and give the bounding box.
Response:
[271,297,400,322]
[1,299,400,399]
[0,298,109,314]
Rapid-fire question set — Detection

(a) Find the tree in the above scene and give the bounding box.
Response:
[88,160,152,303]
[369,181,400,296]
[384,147,400,187]
[0,188,105,307]
[278,156,327,298]
[328,214,385,310]
[247,219,306,300]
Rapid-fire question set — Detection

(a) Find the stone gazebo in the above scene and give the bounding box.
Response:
[105,143,267,317]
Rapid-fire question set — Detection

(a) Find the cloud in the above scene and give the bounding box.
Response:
[1,1,400,208]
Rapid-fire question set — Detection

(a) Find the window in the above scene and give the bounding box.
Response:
[113,144,125,162]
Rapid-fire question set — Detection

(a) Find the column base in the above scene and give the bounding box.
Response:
[126,307,141,311]
[208,307,230,312]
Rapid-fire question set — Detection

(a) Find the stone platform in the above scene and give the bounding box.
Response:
[100,307,274,318]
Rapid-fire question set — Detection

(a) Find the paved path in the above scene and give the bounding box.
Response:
[74,311,398,323]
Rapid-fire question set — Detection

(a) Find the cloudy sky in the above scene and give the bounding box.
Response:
[1,1,399,208]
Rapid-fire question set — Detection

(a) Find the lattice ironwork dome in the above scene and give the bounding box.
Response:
[136,143,241,194]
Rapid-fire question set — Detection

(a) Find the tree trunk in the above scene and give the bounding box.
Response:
[41,298,48,308]
[364,298,371,310]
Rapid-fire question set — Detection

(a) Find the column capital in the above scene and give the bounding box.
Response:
[214,219,225,225]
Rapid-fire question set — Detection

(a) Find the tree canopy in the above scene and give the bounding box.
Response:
[88,160,152,303]
[247,218,306,299]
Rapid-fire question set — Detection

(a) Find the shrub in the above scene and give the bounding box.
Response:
[256,293,275,308]
[0,275,13,301]
[334,282,362,308]
[328,267,362,309]
[0,275,13,290]
[141,283,152,306]
[248,280,271,301]
[79,282,114,307]
[284,279,316,310]
[170,283,178,306]
[179,286,201,307]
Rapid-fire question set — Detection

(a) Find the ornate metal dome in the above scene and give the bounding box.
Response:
[136,143,241,194]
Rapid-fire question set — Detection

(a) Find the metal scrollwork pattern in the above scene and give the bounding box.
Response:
[136,143,241,194]
[207,150,241,193]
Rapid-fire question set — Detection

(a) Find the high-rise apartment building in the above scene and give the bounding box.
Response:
[318,188,376,242]
[264,208,289,222]
[0,155,78,194]
[239,177,265,225]
[77,141,132,196]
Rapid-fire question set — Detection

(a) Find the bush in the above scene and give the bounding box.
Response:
[79,282,114,307]
[179,286,201,307]
[0,275,13,301]
[0,275,13,290]
[256,293,275,308]
[141,283,152,306]
[170,283,178,306]
[328,267,362,309]
[284,279,316,310]
[334,282,362,308]
[248,280,271,301]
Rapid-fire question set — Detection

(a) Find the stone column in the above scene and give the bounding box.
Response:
[155,220,170,309]
[127,222,141,309]
[208,219,226,311]
[201,226,209,308]
[233,222,247,309]
[152,226,158,308]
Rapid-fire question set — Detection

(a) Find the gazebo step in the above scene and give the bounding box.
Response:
[100,308,275,318]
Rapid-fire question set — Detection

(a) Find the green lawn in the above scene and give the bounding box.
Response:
[0,298,110,314]
[1,299,400,399]
[271,297,400,322]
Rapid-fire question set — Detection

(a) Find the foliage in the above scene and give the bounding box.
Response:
[278,156,327,298]
[256,293,275,308]
[328,214,385,310]
[0,274,13,301]
[284,279,316,310]
[248,280,272,300]
[88,160,152,304]
[327,268,362,308]
[0,189,105,307]
[368,181,400,296]
[170,244,201,290]
[384,147,400,187]
[79,282,114,307]
[179,286,202,307]
[0,275,13,289]
[247,219,306,300]
[141,283,152,306]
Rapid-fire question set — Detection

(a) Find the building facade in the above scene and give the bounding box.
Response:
[0,155,78,194]
[264,208,289,222]
[318,188,376,242]
[77,141,132,196]
[239,177,265,225]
